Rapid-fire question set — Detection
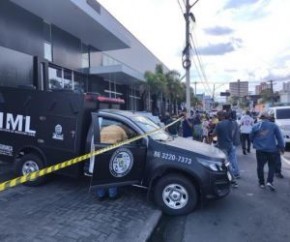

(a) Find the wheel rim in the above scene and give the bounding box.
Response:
[162,183,189,210]
[22,160,40,175]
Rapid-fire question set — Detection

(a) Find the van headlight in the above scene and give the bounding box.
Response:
[197,157,224,172]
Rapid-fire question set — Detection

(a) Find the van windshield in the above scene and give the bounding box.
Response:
[276,109,290,119]
[132,116,169,141]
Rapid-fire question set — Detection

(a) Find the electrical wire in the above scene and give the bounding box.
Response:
[190,34,212,95]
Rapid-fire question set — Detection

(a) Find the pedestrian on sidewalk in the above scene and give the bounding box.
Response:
[213,110,240,187]
[240,111,254,155]
[250,111,285,191]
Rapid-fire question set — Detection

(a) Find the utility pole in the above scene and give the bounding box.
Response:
[183,0,192,114]
[182,0,199,113]
[182,0,198,114]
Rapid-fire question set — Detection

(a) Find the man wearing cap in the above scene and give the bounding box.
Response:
[250,111,285,191]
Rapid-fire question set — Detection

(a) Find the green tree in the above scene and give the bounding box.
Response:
[229,96,239,106]
[144,64,185,116]
[239,96,251,109]
[259,88,279,105]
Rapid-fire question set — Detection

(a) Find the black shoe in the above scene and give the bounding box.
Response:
[231,180,238,188]
[266,182,276,191]
[247,150,250,153]
[275,173,284,179]
[243,150,247,155]
[234,174,241,179]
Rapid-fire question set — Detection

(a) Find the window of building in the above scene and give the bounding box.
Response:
[81,44,89,68]
[44,42,52,61]
[129,88,140,111]
[74,72,86,92]
[48,65,63,89]
[103,54,120,66]
[48,65,86,92]
[63,69,73,89]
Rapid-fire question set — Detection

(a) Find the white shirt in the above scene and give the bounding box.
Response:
[240,115,254,134]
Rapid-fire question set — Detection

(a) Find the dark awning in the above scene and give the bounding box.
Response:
[11,0,130,51]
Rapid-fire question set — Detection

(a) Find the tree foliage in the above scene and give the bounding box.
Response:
[143,64,194,115]
[259,88,279,104]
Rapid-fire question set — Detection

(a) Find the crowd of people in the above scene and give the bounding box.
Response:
[164,108,286,191]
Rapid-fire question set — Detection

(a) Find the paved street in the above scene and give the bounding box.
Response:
[1,149,290,242]
[151,149,290,242]
[0,167,161,242]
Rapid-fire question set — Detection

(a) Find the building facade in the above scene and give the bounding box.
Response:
[0,0,167,111]
[282,81,290,92]
[255,82,271,95]
[229,80,248,97]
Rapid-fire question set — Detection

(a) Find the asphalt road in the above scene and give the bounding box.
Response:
[150,149,290,242]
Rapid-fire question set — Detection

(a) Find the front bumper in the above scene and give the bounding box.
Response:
[203,170,231,200]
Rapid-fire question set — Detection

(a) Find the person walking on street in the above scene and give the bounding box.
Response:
[181,111,193,138]
[250,111,285,191]
[192,111,202,141]
[240,111,254,155]
[269,113,285,178]
[213,110,240,187]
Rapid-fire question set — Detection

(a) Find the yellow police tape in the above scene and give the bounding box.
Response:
[0,117,183,192]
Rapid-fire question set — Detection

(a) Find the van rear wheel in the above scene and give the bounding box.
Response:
[15,153,47,186]
[154,174,198,215]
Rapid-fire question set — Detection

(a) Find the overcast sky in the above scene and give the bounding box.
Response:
[97,0,290,97]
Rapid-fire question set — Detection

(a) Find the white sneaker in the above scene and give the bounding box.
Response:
[266,182,276,191]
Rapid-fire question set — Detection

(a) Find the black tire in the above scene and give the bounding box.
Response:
[154,174,198,215]
[15,153,47,186]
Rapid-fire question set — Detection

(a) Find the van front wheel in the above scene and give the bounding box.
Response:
[15,153,47,186]
[154,174,198,215]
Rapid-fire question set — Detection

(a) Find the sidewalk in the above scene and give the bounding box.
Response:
[0,174,162,242]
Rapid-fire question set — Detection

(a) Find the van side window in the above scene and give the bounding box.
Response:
[98,118,137,144]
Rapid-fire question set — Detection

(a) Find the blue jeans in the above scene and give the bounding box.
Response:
[96,187,118,198]
[222,145,240,177]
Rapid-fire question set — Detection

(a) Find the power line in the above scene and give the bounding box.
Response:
[190,34,212,95]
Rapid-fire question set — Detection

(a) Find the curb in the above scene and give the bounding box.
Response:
[107,210,162,242]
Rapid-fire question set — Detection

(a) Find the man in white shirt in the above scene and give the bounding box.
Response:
[240,111,254,155]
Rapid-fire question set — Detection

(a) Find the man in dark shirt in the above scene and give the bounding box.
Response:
[181,111,193,138]
[213,110,240,187]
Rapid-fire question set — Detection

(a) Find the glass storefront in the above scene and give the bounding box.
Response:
[48,65,86,92]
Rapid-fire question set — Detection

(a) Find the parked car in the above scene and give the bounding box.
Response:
[268,106,290,146]
[135,111,164,127]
